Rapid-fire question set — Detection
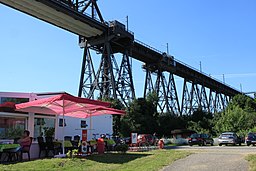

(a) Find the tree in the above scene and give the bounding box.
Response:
[120,93,159,137]
[214,106,256,135]
[157,114,187,137]
[228,94,256,112]
[213,94,256,136]
[187,109,214,135]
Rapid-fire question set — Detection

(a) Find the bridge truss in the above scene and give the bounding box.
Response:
[0,0,241,115]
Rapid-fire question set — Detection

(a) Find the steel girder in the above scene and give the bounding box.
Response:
[78,45,96,98]
[78,42,135,106]
[116,51,135,106]
[209,90,215,113]
[144,66,180,114]
[180,79,231,115]
[180,80,204,115]
[80,41,118,99]
[180,79,191,115]
[200,85,210,112]
[60,0,105,23]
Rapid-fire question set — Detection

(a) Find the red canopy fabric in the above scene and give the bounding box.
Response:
[65,106,126,118]
[15,93,111,115]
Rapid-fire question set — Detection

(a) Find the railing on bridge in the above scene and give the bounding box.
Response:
[134,39,241,94]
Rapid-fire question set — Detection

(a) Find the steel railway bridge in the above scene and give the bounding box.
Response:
[0,0,241,115]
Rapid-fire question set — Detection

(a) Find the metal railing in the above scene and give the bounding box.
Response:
[134,39,163,54]
[134,39,240,93]
[174,58,240,92]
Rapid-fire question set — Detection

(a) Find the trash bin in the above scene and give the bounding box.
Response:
[97,138,105,154]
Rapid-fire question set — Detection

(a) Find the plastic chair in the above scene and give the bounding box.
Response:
[37,137,47,158]
[45,137,61,157]
[73,135,80,141]
[64,136,72,141]
[72,135,80,149]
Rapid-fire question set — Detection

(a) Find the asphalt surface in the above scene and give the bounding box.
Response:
[162,145,256,171]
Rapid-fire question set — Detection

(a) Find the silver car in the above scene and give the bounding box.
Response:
[218,132,241,146]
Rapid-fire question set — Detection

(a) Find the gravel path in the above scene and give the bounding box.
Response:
[162,147,250,171]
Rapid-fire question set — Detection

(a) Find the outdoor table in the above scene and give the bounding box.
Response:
[106,139,115,146]
[0,144,20,152]
[89,140,97,146]
[104,139,115,151]
[53,141,73,148]
[53,141,73,153]
[0,144,20,162]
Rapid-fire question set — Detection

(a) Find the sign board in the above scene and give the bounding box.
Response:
[81,129,88,153]
[131,133,137,144]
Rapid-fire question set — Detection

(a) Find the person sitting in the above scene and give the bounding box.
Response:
[18,130,31,150]
[17,130,32,160]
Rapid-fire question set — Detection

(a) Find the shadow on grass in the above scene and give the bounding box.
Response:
[86,153,151,164]
[164,145,188,150]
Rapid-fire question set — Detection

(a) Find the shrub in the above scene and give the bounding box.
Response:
[115,144,129,153]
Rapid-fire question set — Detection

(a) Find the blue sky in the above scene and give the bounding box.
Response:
[0,0,256,97]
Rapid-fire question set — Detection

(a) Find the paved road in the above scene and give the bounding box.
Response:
[162,146,256,171]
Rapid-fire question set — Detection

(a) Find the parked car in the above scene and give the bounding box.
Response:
[218,132,242,146]
[246,132,256,146]
[137,134,158,146]
[188,133,214,146]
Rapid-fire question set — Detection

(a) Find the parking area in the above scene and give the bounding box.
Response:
[163,145,256,171]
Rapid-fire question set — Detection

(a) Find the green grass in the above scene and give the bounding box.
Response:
[0,150,190,171]
[246,154,256,171]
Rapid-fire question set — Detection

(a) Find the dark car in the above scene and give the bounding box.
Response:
[246,132,256,146]
[218,132,242,146]
[188,133,214,146]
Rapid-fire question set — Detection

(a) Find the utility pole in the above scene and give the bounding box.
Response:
[126,15,129,31]
[223,74,225,84]
[240,83,243,93]
[166,43,169,54]
[199,61,202,73]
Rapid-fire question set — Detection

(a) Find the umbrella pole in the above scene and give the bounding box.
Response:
[62,99,65,155]
[90,111,92,140]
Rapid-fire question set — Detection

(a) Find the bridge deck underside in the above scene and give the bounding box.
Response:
[0,0,105,38]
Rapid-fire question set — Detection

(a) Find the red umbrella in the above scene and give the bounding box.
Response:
[65,106,126,118]
[15,93,111,154]
[16,93,110,115]
[65,106,126,139]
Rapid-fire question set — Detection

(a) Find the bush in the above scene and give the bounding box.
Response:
[115,144,129,153]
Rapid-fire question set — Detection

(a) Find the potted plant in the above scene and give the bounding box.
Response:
[43,127,55,138]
